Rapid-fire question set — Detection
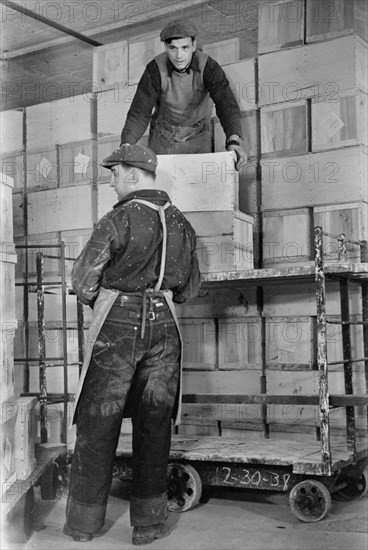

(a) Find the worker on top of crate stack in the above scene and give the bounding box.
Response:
[120,19,248,170]
[64,143,201,546]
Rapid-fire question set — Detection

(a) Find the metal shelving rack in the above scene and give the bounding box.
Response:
[3,242,79,541]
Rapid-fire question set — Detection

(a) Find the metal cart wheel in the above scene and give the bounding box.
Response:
[333,467,368,501]
[167,462,202,512]
[289,479,331,522]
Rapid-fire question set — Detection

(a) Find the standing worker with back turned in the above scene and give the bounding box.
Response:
[64,144,201,546]
[120,19,248,170]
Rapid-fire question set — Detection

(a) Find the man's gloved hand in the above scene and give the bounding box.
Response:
[227,144,248,171]
[119,142,131,147]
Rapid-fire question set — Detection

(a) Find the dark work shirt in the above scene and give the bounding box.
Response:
[71,189,201,306]
[120,52,242,145]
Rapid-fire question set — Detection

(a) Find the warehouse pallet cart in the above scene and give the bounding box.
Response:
[2,243,77,542]
[114,227,368,522]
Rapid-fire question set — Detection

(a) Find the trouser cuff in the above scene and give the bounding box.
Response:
[130,492,168,527]
[66,495,106,534]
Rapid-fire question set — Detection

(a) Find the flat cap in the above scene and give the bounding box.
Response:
[160,19,198,41]
[101,144,157,173]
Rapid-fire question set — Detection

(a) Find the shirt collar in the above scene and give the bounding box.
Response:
[166,51,200,76]
[114,189,172,209]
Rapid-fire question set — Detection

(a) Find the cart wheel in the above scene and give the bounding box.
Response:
[289,480,331,523]
[333,468,367,501]
[4,487,36,543]
[167,463,202,512]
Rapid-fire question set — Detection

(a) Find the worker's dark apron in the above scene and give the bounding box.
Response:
[72,199,183,426]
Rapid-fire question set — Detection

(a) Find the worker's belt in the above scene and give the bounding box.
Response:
[117,291,166,306]
[115,290,171,335]
[154,116,209,142]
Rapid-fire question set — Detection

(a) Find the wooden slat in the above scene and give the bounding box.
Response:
[181,393,368,406]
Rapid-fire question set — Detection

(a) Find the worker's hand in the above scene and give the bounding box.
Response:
[119,142,131,147]
[227,144,248,171]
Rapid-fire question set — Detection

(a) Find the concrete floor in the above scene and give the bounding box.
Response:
[2,480,367,550]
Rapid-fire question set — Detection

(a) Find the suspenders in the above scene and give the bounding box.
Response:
[130,199,171,337]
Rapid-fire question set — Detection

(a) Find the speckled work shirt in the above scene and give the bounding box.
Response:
[71,189,201,306]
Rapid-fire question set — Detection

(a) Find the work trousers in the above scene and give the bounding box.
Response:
[148,117,212,154]
[66,295,180,534]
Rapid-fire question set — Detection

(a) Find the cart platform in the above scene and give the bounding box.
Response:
[115,435,368,522]
[116,434,367,476]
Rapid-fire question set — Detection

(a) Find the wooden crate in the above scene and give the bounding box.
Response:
[264,283,316,317]
[176,286,259,319]
[218,317,262,369]
[12,194,25,239]
[184,210,254,272]
[0,110,23,154]
[93,40,128,89]
[26,147,58,189]
[239,161,259,215]
[1,328,16,406]
[261,146,368,210]
[1,400,17,485]
[262,208,313,267]
[314,201,368,262]
[0,151,23,191]
[259,35,367,106]
[14,397,37,480]
[26,95,91,148]
[306,0,368,43]
[98,86,139,136]
[312,90,368,151]
[265,316,316,368]
[263,280,362,317]
[182,369,260,396]
[203,37,240,66]
[260,100,308,157]
[220,58,257,112]
[59,140,92,187]
[1,173,14,243]
[258,0,304,54]
[214,110,259,161]
[99,152,239,216]
[160,152,239,211]
[128,32,162,84]
[27,185,93,234]
[1,255,17,323]
[179,318,217,370]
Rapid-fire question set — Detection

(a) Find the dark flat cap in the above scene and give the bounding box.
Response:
[101,144,157,173]
[160,19,198,41]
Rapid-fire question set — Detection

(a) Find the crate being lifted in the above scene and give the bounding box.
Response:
[156,152,254,273]
[98,151,254,273]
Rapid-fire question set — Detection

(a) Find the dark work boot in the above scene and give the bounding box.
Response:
[132,522,171,545]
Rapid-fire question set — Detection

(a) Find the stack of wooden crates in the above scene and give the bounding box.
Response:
[0,0,366,445]
[1,171,37,497]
